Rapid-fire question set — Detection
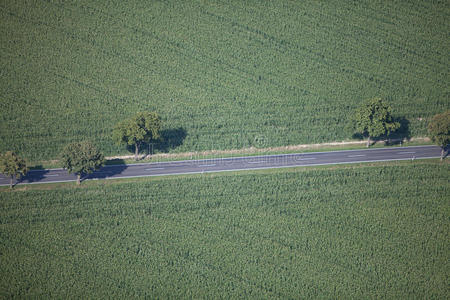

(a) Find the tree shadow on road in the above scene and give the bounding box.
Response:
[84,159,128,181]
[18,165,49,185]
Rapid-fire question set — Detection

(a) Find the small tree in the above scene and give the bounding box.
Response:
[0,151,28,189]
[353,98,400,147]
[428,110,450,161]
[60,141,105,185]
[112,111,161,160]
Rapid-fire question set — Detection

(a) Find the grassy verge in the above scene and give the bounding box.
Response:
[29,137,433,170]
[7,158,445,192]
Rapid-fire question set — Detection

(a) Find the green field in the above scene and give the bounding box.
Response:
[1,0,449,162]
[1,161,448,298]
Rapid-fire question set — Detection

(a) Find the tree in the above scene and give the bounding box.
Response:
[112,111,161,160]
[60,141,105,185]
[428,110,450,161]
[0,151,28,189]
[353,98,400,147]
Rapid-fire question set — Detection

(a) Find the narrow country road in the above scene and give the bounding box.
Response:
[0,145,442,186]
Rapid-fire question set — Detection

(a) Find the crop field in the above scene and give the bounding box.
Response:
[0,161,448,298]
[1,0,449,162]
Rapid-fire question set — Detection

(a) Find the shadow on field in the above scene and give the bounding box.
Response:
[351,117,411,146]
[385,117,411,145]
[19,165,49,185]
[121,127,187,160]
[351,132,364,140]
[84,159,128,181]
[444,145,449,160]
[125,144,137,156]
[154,127,187,153]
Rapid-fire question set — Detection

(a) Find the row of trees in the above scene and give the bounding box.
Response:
[0,111,162,188]
[0,105,448,189]
[59,111,162,185]
[59,112,162,185]
[352,98,449,160]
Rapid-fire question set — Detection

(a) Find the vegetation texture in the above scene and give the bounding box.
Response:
[60,141,105,185]
[1,162,448,298]
[428,110,450,160]
[1,0,449,162]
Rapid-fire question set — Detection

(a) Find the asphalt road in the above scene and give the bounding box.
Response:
[0,145,442,186]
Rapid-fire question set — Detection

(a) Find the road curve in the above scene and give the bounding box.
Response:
[0,145,442,186]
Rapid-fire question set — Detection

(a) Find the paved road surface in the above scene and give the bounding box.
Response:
[0,145,442,186]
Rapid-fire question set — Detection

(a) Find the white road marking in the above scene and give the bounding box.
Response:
[347,154,365,157]
[295,157,316,160]
[398,152,416,154]
[45,174,59,177]
[197,164,216,167]
[145,168,165,171]
[247,161,264,164]
[0,146,440,187]
[0,155,441,187]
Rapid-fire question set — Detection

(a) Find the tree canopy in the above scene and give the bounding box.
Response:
[60,141,105,185]
[428,110,449,161]
[112,111,161,160]
[353,98,400,147]
[0,151,28,189]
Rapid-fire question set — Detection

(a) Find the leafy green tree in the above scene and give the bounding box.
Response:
[60,141,105,185]
[428,110,450,161]
[112,112,161,160]
[0,151,28,189]
[353,98,400,147]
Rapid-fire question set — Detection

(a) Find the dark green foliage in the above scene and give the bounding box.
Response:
[428,111,450,160]
[353,98,400,147]
[0,1,449,162]
[60,141,105,184]
[0,151,28,189]
[112,112,161,160]
[0,163,448,298]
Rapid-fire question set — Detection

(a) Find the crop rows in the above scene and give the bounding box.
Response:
[1,0,449,162]
[0,162,449,298]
